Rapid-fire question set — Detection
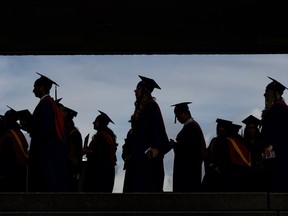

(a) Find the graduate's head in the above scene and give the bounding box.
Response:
[4,109,17,123]
[63,106,77,121]
[216,118,232,137]
[93,110,114,130]
[171,102,192,124]
[3,108,19,129]
[56,98,78,121]
[16,109,32,132]
[135,75,161,104]
[264,76,287,110]
[33,72,59,98]
[136,75,160,93]
[229,123,242,136]
[242,115,260,138]
[265,76,287,96]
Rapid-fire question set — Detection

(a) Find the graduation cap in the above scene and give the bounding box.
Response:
[171,102,192,123]
[4,105,18,120]
[242,115,261,126]
[6,105,15,111]
[55,98,77,118]
[16,109,32,121]
[98,110,114,125]
[137,75,161,92]
[5,105,32,121]
[35,72,59,99]
[64,106,78,118]
[216,118,233,128]
[266,76,288,95]
[230,123,242,133]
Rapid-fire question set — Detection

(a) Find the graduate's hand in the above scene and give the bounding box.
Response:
[263,145,275,159]
[150,148,159,158]
[82,148,93,155]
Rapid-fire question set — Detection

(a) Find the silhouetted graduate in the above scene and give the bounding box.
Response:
[122,75,169,192]
[242,115,264,191]
[202,118,232,192]
[28,72,68,192]
[16,109,32,133]
[260,76,288,192]
[83,110,117,192]
[0,108,29,192]
[226,122,251,192]
[57,100,83,192]
[170,102,206,192]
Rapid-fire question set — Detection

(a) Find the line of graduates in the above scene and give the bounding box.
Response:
[0,73,118,192]
[202,117,259,192]
[202,76,288,192]
[122,75,288,193]
[0,73,288,193]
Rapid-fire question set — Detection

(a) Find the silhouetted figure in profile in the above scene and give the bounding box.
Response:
[226,123,252,192]
[122,75,169,192]
[0,109,28,192]
[57,100,83,192]
[28,72,68,192]
[260,76,288,192]
[242,115,264,191]
[202,118,232,192]
[82,110,117,192]
[169,102,206,192]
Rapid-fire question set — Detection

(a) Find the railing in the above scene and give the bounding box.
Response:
[0,192,287,215]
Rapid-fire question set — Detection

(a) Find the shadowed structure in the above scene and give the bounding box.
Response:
[0,1,288,55]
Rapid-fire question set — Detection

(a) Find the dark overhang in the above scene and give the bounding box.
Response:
[1,1,287,55]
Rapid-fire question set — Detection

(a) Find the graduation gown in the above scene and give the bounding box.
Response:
[202,136,230,192]
[123,99,169,192]
[0,129,28,192]
[28,95,68,192]
[260,99,288,192]
[84,130,116,192]
[66,126,83,192]
[226,135,252,192]
[172,118,206,192]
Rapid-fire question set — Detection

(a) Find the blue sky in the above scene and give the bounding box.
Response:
[1,54,287,192]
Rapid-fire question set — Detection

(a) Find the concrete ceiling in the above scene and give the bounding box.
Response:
[1,1,287,55]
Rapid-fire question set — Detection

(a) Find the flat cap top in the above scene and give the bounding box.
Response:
[64,106,78,118]
[137,75,161,92]
[36,72,59,89]
[171,102,192,112]
[16,109,32,121]
[98,110,114,124]
[242,115,261,126]
[216,118,233,127]
[266,76,287,95]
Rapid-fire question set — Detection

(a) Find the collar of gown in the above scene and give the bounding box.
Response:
[184,117,194,126]
[40,94,49,100]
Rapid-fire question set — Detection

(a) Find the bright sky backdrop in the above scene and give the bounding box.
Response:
[0,54,287,192]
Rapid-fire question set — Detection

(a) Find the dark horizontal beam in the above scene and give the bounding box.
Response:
[0,193,270,212]
[1,1,288,55]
